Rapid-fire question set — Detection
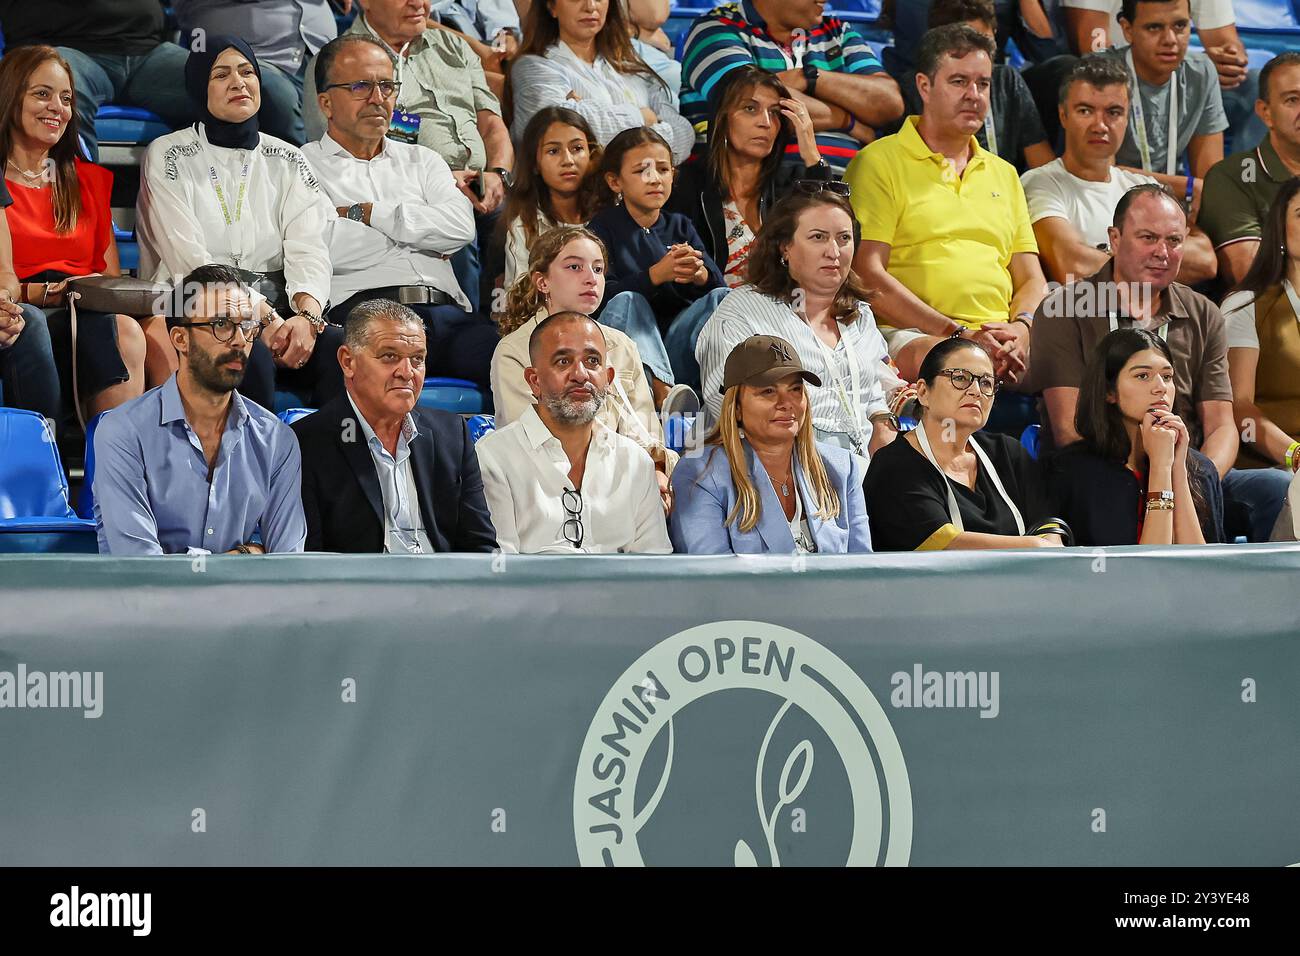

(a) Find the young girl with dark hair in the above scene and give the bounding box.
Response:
[500,106,602,286]
[586,126,727,404]
[1046,328,1222,545]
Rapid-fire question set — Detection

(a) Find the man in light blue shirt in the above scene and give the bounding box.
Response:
[93,264,307,556]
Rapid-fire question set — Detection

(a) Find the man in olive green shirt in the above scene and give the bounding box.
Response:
[1199,52,1300,287]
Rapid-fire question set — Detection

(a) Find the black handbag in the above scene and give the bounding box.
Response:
[231,268,290,313]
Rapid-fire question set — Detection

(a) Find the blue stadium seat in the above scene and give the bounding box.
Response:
[1021,423,1041,461]
[0,408,97,553]
[274,388,311,414]
[665,412,698,454]
[96,105,171,146]
[277,407,316,425]
[76,411,108,520]
[466,413,496,444]
[419,377,484,414]
[1235,0,1300,31]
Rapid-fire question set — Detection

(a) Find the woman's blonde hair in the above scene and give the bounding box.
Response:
[498,224,609,336]
[702,383,841,534]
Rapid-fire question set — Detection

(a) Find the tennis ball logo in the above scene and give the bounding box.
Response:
[573,621,912,866]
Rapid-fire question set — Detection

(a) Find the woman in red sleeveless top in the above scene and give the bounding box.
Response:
[0,45,145,424]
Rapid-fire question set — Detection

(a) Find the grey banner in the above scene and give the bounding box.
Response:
[1,547,1298,866]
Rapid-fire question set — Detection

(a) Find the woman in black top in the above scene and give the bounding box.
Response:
[864,337,1060,551]
[1046,329,1222,545]
[667,66,829,289]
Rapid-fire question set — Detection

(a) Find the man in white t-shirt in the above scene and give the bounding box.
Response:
[1022,54,1216,284]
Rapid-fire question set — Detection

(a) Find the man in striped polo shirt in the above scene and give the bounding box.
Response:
[679,0,904,174]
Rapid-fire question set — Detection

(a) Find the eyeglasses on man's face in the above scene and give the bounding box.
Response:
[184,317,263,344]
[323,79,401,100]
[938,367,998,398]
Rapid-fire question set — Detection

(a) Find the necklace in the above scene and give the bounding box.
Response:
[6,157,45,181]
[770,474,791,497]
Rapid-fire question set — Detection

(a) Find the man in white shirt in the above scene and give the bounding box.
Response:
[303,34,498,389]
[475,312,672,554]
[1023,54,1216,284]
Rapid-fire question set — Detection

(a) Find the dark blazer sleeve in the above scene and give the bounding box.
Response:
[452,418,499,553]
[290,419,325,552]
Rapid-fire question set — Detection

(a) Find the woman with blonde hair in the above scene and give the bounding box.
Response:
[669,335,872,554]
[490,224,674,487]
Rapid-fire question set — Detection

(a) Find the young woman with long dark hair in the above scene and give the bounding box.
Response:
[499,106,601,285]
[1046,328,1222,545]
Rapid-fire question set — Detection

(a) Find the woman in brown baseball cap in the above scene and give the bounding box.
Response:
[668,334,873,554]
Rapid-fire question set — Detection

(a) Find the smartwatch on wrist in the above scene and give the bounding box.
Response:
[802,63,819,97]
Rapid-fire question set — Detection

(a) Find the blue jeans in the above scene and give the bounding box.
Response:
[257,62,307,146]
[601,288,730,391]
[1221,466,1292,542]
[0,305,60,422]
[1220,71,1268,155]
[57,44,195,161]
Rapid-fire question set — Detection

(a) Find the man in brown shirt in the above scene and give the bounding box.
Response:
[1032,183,1290,540]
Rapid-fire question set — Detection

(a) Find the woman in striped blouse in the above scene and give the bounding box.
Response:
[696,190,904,460]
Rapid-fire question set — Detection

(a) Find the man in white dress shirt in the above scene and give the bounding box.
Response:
[475,312,673,554]
[303,34,499,389]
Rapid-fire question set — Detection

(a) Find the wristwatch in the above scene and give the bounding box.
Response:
[802,63,819,97]
[346,203,365,222]
[869,411,902,432]
[485,167,513,189]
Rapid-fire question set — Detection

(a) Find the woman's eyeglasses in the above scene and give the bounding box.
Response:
[938,368,998,398]
[184,317,263,343]
[322,80,402,100]
[792,179,851,198]
[562,487,584,549]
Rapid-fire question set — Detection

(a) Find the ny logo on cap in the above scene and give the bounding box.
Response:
[769,341,792,363]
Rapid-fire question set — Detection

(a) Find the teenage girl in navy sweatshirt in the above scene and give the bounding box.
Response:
[587,127,728,400]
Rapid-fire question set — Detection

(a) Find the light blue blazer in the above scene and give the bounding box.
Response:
[669,440,872,554]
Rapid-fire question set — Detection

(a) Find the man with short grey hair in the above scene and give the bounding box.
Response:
[302,32,496,389]
[475,313,672,554]
[290,298,498,553]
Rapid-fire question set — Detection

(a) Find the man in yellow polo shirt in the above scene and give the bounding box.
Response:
[848,23,1048,383]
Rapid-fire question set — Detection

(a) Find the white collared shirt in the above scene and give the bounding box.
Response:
[345,392,433,554]
[137,124,332,303]
[474,405,672,554]
[301,132,476,310]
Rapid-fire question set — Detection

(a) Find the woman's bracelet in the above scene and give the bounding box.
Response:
[1285,440,1300,473]
[38,283,49,308]
[1145,489,1175,512]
